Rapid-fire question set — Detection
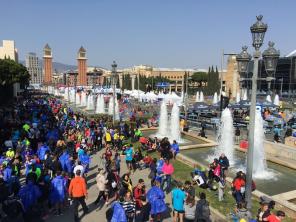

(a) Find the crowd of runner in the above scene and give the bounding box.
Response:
[0,93,287,222]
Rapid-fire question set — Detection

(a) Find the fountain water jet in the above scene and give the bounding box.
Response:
[273,94,279,106]
[266,95,272,103]
[70,89,75,103]
[216,108,235,164]
[158,101,168,137]
[81,92,87,107]
[170,103,181,142]
[252,111,276,179]
[64,88,69,101]
[108,96,114,115]
[86,94,94,110]
[195,91,200,102]
[76,93,81,106]
[115,99,120,120]
[236,92,240,103]
[96,95,105,114]
[199,91,204,102]
[243,90,248,100]
[213,92,218,104]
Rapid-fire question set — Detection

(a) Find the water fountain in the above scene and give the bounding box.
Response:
[86,94,94,110]
[115,99,120,120]
[195,91,200,102]
[236,92,240,103]
[199,91,204,102]
[266,95,272,103]
[170,103,181,142]
[54,88,59,96]
[108,96,114,115]
[70,89,75,103]
[81,91,87,107]
[157,101,168,137]
[243,90,248,100]
[64,87,69,101]
[273,94,280,106]
[213,92,218,104]
[215,108,235,164]
[75,93,81,106]
[253,110,274,178]
[96,94,105,114]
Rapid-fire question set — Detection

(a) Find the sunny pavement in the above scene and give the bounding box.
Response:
[48,149,221,222]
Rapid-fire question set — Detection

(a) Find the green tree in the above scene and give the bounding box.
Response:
[0,58,30,86]
[205,66,220,95]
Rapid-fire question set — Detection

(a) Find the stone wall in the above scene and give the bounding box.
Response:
[263,140,296,161]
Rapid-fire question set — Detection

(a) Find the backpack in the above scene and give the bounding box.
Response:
[106,207,114,221]
[2,198,23,218]
[201,202,210,219]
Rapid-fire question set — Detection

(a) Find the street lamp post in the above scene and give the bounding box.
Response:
[262,41,280,95]
[111,61,118,126]
[137,73,140,101]
[183,72,192,121]
[236,15,279,210]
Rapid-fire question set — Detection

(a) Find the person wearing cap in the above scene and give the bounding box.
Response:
[69,169,88,221]
[263,210,285,222]
[146,178,167,222]
[94,168,108,205]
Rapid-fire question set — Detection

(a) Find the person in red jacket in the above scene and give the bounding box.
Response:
[133,178,146,210]
[263,210,285,222]
[232,171,246,204]
[69,170,88,222]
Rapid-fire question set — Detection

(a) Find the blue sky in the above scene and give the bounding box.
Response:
[1,0,295,69]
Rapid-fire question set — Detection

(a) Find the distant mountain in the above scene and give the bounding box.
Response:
[20,60,77,73]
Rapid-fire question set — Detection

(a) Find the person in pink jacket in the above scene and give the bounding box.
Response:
[161,158,174,193]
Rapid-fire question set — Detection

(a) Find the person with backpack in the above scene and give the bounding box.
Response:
[195,192,211,222]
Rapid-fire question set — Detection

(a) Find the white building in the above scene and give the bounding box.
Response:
[0,40,18,62]
[26,52,43,84]
[0,40,20,96]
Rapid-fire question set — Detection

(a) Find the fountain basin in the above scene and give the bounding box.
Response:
[142,129,216,147]
[181,147,296,196]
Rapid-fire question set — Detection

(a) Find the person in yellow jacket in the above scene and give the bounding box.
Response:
[6,147,15,159]
[105,130,112,144]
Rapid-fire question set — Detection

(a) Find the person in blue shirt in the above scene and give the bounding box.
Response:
[3,162,12,183]
[110,201,127,222]
[171,140,180,159]
[37,142,50,161]
[18,178,41,212]
[59,151,70,172]
[50,171,67,216]
[79,150,91,175]
[147,178,167,222]
[171,182,186,222]
[124,145,134,172]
